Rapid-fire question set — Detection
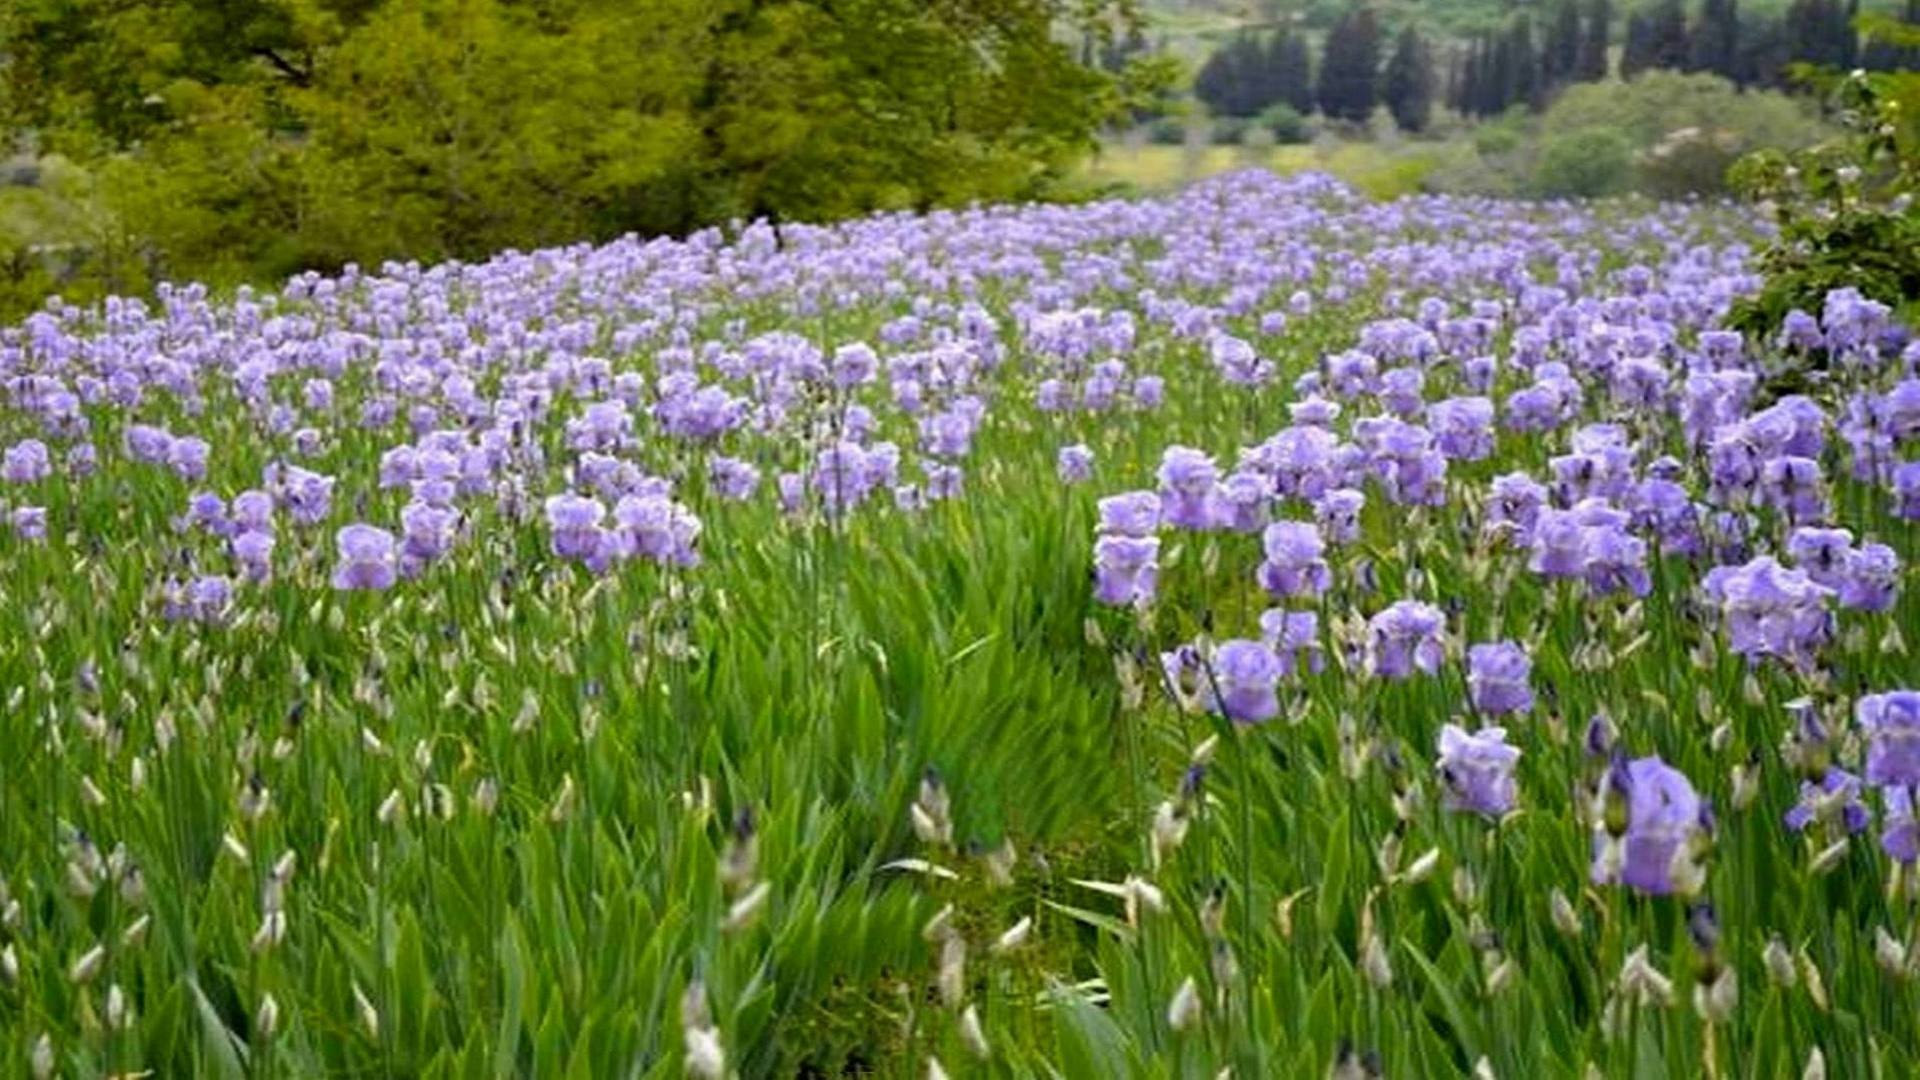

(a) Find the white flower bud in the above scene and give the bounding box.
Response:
[1167,976,1203,1032]
[30,1034,53,1080]
[70,944,105,985]
[938,934,967,1008]
[256,993,280,1039]
[992,916,1032,955]
[722,881,769,933]
[958,1003,989,1060]
[1763,937,1797,987]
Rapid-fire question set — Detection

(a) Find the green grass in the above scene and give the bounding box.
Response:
[1079,140,1437,199]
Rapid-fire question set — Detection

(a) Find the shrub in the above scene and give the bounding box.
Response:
[1531,127,1634,198]
[1259,104,1312,145]
[1144,116,1189,146]
[1728,69,1920,341]
[1209,117,1249,146]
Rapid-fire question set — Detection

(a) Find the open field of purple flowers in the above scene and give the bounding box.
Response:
[2,170,1916,1077]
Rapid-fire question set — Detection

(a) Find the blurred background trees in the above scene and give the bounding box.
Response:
[0,0,1156,317]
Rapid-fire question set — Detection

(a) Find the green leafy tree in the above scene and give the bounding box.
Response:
[1,0,1136,314]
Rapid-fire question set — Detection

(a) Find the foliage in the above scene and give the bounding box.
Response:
[0,0,1137,320]
[1317,6,1384,125]
[1728,64,1920,337]
[1260,104,1313,145]
[1547,70,1815,148]
[1531,125,1637,196]
[1383,26,1437,134]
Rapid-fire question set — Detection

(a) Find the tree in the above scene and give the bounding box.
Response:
[1384,26,1436,133]
[1197,34,1288,119]
[1737,15,1793,87]
[1544,0,1585,88]
[1270,31,1317,115]
[1648,0,1691,69]
[1317,7,1383,125]
[1,0,1137,302]
[1623,12,1658,77]
[1577,0,1613,80]
[1864,0,1920,70]
[1785,0,1854,69]
[1688,0,1742,81]
[1506,16,1542,109]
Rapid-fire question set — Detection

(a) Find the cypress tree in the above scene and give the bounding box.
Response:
[1688,0,1741,80]
[1384,25,1437,133]
[1649,0,1691,69]
[1737,13,1791,86]
[1508,16,1541,108]
[1545,0,1584,87]
[1317,7,1383,125]
[1840,0,1861,68]
[1194,44,1240,116]
[1270,31,1317,115]
[1578,0,1614,79]
[1623,12,1658,76]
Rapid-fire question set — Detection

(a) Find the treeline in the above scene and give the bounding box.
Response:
[0,0,1151,315]
[1196,0,1920,130]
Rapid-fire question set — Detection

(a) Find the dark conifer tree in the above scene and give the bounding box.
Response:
[1578,0,1614,79]
[1688,0,1741,80]
[1648,0,1691,69]
[1317,7,1384,124]
[1545,0,1584,87]
[1385,25,1437,132]
[1623,11,1658,76]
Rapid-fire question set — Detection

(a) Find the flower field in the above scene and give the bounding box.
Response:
[2,170,1917,1077]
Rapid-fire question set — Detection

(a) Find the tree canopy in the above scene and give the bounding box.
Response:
[1,0,1146,307]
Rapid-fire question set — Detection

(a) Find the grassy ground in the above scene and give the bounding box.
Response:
[1077,139,1438,199]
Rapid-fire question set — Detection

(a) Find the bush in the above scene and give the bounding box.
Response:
[1209,117,1249,146]
[1144,116,1189,146]
[1259,104,1312,145]
[1540,71,1827,194]
[1636,127,1746,198]
[1531,127,1634,198]
[1728,70,1920,341]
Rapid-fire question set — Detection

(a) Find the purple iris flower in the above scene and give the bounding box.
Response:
[1157,446,1219,530]
[10,506,47,542]
[1098,491,1162,537]
[1700,557,1834,666]
[1861,691,1920,788]
[1258,608,1323,675]
[708,456,761,501]
[1057,444,1094,484]
[1427,397,1495,461]
[545,493,608,562]
[1366,600,1446,680]
[331,524,398,591]
[1467,641,1534,715]
[1314,488,1365,545]
[231,530,275,582]
[1783,768,1870,835]
[1204,639,1283,723]
[2,440,52,484]
[1257,521,1331,599]
[1437,724,1520,816]
[1592,756,1710,896]
[1882,786,1919,863]
[1092,535,1159,606]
